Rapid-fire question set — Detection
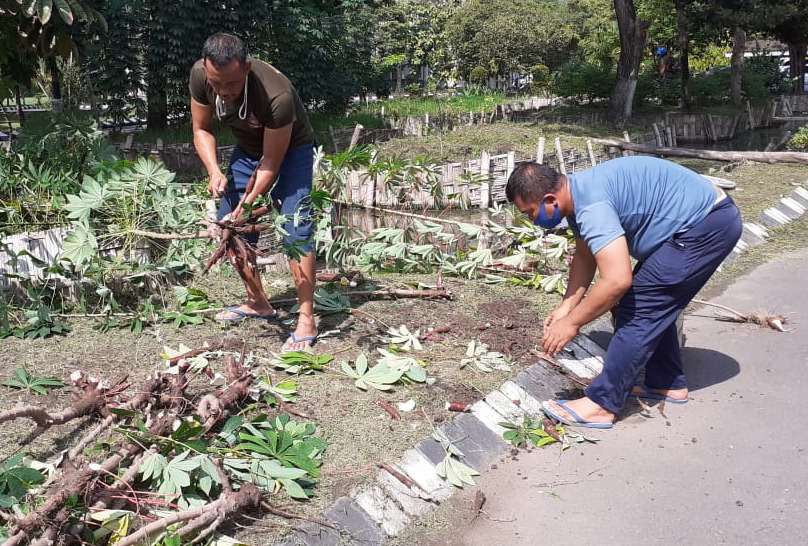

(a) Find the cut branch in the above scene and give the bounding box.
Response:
[113,484,263,546]
[593,138,808,163]
[129,229,210,240]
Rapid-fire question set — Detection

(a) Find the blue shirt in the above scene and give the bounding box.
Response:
[566,157,716,260]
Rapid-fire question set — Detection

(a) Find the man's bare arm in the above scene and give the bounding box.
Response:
[191,98,227,196]
[561,238,598,309]
[565,236,633,328]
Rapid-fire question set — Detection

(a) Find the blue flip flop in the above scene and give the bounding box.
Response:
[217,306,279,323]
[541,400,614,429]
[633,384,689,404]
[281,331,318,353]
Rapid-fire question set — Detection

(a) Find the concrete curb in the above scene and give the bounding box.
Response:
[273,182,808,545]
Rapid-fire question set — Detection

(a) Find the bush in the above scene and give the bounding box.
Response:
[745,55,790,95]
[634,72,681,106]
[552,61,613,104]
[469,66,488,86]
[690,65,774,107]
[528,64,551,92]
[787,125,808,152]
[406,83,424,97]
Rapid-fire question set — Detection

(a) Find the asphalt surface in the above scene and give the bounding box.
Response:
[422,246,808,546]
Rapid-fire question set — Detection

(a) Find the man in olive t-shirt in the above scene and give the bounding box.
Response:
[190,32,317,352]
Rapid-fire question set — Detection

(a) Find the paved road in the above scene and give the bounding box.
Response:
[422,247,808,546]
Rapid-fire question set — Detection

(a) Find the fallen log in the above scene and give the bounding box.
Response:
[593,138,808,164]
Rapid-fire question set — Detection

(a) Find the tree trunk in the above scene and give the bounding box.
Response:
[730,26,746,105]
[146,85,168,130]
[788,43,807,94]
[14,84,25,126]
[675,0,691,108]
[48,57,63,113]
[608,0,648,126]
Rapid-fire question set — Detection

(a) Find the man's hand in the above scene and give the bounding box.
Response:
[541,316,579,356]
[207,171,229,198]
[543,302,573,330]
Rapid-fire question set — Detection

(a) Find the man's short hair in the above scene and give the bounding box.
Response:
[506,162,563,203]
[202,33,248,67]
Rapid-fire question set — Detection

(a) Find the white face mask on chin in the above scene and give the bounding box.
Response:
[214,74,249,121]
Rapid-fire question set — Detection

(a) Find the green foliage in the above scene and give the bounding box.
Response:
[270,351,334,375]
[528,64,551,92]
[1,368,64,395]
[80,0,145,128]
[62,156,204,269]
[690,65,773,107]
[341,354,403,391]
[159,287,212,328]
[231,414,325,497]
[0,294,71,340]
[446,0,583,76]
[340,349,430,391]
[255,0,375,114]
[431,429,479,488]
[689,42,732,73]
[134,413,326,505]
[787,126,808,152]
[0,455,46,508]
[635,73,681,106]
[500,415,561,448]
[552,61,614,104]
[469,66,488,85]
[375,0,460,89]
[745,55,790,96]
[0,111,113,220]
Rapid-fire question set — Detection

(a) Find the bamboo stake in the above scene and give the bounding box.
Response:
[554,137,566,174]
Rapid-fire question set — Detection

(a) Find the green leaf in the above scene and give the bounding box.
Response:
[61,224,98,268]
[279,478,309,499]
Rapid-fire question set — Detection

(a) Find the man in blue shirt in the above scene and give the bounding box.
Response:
[506,156,742,428]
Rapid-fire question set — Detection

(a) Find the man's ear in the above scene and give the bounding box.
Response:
[543,193,558,206]
[244,59,252,74]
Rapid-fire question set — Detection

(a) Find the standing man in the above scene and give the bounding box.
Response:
[190,33,317,352]
[506,156,742,428]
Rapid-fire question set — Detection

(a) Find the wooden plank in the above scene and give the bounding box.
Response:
[479,151,491,208]
[586,139,597,167]
[536,137,545,164]
[554,137,566,174]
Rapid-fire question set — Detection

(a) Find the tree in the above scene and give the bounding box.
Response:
[256,0,375,112]
[0,0,105,112]
[80,0,144,127]
[446,0,581,81]
[608,0,648,125]
[0,18,38,124]
[374,0,460,91]
[772,9,808,94]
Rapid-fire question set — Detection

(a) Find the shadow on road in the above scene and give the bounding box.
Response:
[682,346,741,392]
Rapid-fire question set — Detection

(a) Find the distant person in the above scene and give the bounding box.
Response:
[189,32,317,352]
[506,156,742,428]
[655,46,669,76]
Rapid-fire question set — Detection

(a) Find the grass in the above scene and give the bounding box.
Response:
[355,90,507,119]
[372,119,626,163]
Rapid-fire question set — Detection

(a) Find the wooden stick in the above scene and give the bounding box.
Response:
[592,138,808,164]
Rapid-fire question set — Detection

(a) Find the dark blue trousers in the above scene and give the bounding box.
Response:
[585,197,743,413]
[218,142,315,253]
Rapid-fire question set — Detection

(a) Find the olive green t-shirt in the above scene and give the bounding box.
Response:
[189,58,313,158]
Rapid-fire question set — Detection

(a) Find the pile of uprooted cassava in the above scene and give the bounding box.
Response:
[0,341,332,546]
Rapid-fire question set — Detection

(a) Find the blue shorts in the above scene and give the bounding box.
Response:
[218,142,315,254]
